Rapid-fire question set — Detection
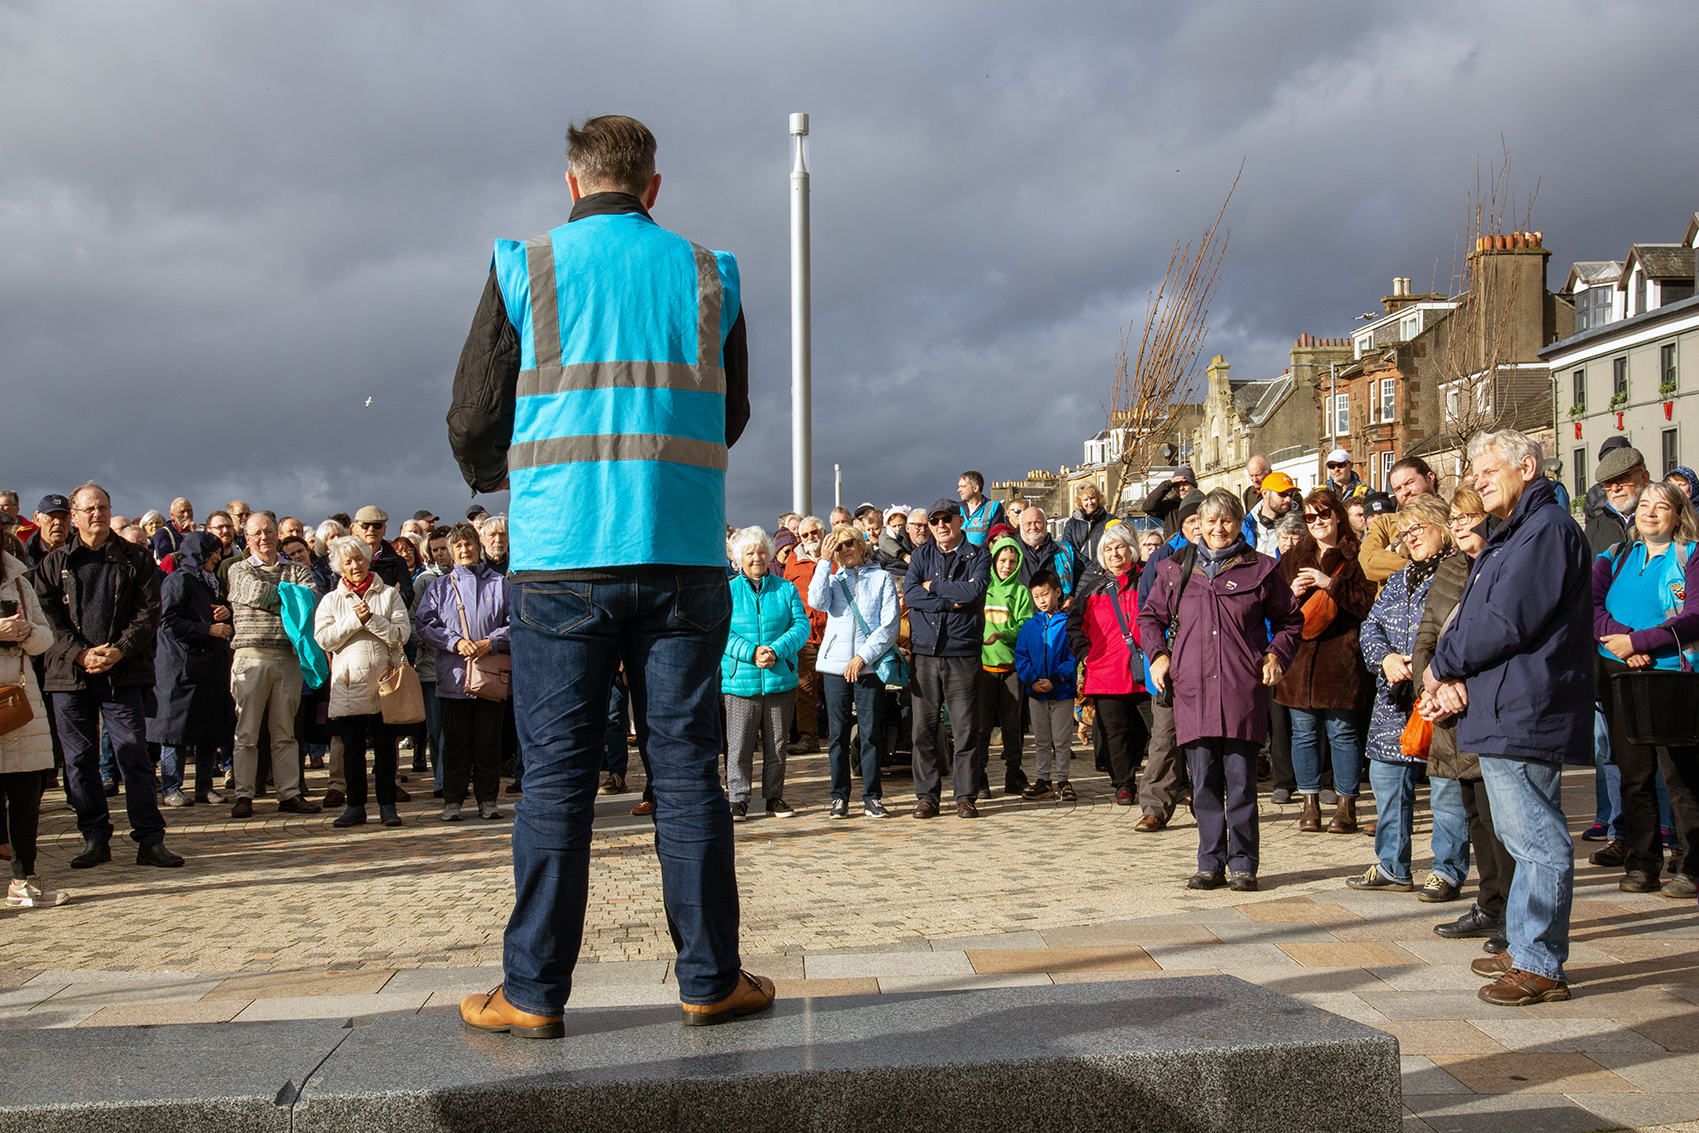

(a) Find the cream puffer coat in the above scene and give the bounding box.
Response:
[313,574,410,719]
[0,553,55,775]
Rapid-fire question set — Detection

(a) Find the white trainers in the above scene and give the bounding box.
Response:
[479,802,502,820]
[7,875,70,908]
[440,803,463,822]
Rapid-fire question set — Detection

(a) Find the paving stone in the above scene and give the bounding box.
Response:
[549,985,682,1009]
[78,1000,253,1027]
[1379,1021,1509,1055]
[1284,992,1391,1025]
[965,947,1158,974]
[0,983,68,1010]
[1401,1092,1641,1133]
[1366,965,1489,992]
[773,978,880,999]
[381,966,505,994]
[40,976,227,1008]
[1588,1050,1699,1092]
[25,969,210,986]
[1469,1017,1667,1053]
[231,992,429,1022]
[734,955,807,981]
[0,970,42,989]
[1568,1093,1699,1129]
[803,951,974,979]
[1358,991,1534,1021]
[926,930,1049,950]
[1230,964,1392,993]
[1425,1052,1634,1093]
[1280,942,1423,968]
[206,970,398,1001]
[1401,1055,1474,1094]
[1234,898,1363,924]
[1144,942,1298,969]
[1038,922,1223,946]
[1049,968,1222,983]
[876,973,1054,993]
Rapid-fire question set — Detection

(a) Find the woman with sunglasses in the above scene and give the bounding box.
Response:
[1414,486,1514,953]
[1349,493,1462,895]
[1276,488,1376,833]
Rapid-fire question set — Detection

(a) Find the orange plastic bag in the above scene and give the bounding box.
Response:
[1400,701,1433,758]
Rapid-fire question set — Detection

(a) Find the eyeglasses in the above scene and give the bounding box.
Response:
[1326,462,1349,469]
[1304,511,1332,523]
[1448,513,1484,530]
[928,517,956,527]
[1397,522,1432,540]
[354,522,384,531]
[72,505,111,515]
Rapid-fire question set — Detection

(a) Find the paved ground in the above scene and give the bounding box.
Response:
[3,749,1697,1132]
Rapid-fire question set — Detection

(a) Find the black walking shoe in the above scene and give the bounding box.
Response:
[1589,839,1628,867]
[136,843,184,868]
[1021,779,1053,800]
[1228,872,1258,892]
[1435,904,1504,939]
[1186,871,1226,890]
[70,840,111,869]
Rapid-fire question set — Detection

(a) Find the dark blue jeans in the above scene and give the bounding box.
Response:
[604,668,630,777]
[503,571,740,1014]
[52,685,167,848]
[824,671,884,802]
[1186,737,1260,875]
[160,744,216,799]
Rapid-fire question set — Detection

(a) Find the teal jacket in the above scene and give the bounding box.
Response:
[720,572,811,698]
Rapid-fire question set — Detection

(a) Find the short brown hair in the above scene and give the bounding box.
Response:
[566,115,656,196]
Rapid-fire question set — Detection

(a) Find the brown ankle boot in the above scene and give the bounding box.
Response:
[1298,794,1322,833]
[1327,797,1358,834]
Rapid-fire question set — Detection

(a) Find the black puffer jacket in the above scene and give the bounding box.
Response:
[1412,551,1477,781]
[34,533,161,692]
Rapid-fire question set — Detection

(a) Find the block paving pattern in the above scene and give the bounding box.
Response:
[3,752,1697,1132]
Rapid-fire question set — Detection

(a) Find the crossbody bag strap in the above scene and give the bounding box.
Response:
[449,574,473,641]
[1167,545,1197,644]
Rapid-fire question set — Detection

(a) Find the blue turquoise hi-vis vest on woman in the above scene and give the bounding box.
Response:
[493,213,740,571]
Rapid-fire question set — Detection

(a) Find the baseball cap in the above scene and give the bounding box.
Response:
[853,503,880,520]
[36,494,71,515]
[353,505,388,524]
[1325,448,1352,466]
[928,498,962,519]
[1363,492,1396,516]
[1595,445,1646,484]
[1260,473,1298,494]
[1175,464,1197,484]
[411,509,437,523]
[466,505,489,521]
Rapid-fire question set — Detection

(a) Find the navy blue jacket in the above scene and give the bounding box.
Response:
[1429,477,1593,764]
[1139,533,1188,602]
[904,539,990,658]
[147,533,235,745]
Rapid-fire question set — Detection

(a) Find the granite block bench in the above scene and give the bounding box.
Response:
[0,975,1401,1133]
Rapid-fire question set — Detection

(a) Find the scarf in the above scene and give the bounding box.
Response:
[1404,543,1455,593]
[1198,537,1249,579]
[345,573,375,598]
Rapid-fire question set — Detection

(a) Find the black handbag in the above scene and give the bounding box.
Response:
[1143,546,1195,710]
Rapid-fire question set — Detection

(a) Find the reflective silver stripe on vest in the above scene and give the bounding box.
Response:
[512,229,727,475]
[509,433,729,472]
[524,234,562,371]
[517,360,726,398]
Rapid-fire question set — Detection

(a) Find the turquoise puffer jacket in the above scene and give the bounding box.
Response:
[721,572,811,698]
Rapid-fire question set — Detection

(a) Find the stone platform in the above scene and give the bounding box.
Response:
[0,977,1401,1133]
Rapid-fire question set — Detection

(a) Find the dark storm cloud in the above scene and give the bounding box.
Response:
[2,0,1695,528]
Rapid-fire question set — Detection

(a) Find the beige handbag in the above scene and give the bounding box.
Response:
[0,581,34,736]
[378,661,427,725]
[450,575,511,702]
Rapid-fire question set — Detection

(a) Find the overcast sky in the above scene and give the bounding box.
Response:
[3,0,1695,530]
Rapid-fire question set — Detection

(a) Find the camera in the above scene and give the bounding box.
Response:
[0,600,16,618]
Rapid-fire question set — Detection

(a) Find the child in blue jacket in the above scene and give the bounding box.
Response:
[1013,570,1077,799]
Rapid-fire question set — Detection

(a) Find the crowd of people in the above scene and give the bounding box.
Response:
[3,429,1697,1011]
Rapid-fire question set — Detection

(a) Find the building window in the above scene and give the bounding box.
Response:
[1576,289,1591,332]
[1664,429,1680,476]
[1381,451,1395,487]
[1573,368,1585,411]
[1595,287,1613,327]
[1445,385,1459,422]
[1380,377,1395,422]
[1331,393,1349,437]
[1663,342,1677,394]
[1573,446,1587,502]
[1635,273,1647,316]
[1614,357,1628,401]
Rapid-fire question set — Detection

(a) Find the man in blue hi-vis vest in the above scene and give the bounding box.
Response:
[450,116,772,1037]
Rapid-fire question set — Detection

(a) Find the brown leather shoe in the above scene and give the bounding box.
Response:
[956,797,978,819]
[681,970,775,1027]
[1298,794,1322,833]
[912,798,939,820]
[1134,814,1166,833]
[393,785,412,802]
[321,789,345,808]
[230,798,254,819]
[630,799,654,816]
[1326,797,1358,834]
[278,795,322,815]
[1479,968,1570,1005]
[459,986,564,1038]
[1471,952,1514,977]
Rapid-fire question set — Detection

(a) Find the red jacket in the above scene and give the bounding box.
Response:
[783,554,826,647]
[1067,569,1144,696]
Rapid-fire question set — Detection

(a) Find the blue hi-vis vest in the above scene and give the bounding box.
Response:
[493,213,740,571]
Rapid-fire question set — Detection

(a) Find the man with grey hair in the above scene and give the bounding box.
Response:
[226,513,322,817]
[1422,429,1591,1006]
[1015,506,1076,605]
[1242,455,1272,515]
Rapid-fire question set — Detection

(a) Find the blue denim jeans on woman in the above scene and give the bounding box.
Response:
[501,571,741,1015]
[1427,775,1472,886]
[1479,755,1573,981]
[824,671,884,803]
[1290,707,1362,797]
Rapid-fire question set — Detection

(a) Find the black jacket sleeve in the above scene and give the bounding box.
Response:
[448,270,520,494]
[447,271,753,495]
